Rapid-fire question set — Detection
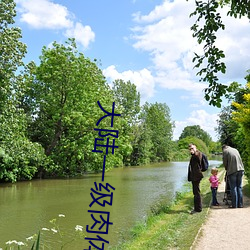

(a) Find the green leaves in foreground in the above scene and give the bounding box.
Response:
[31,231,40,250]
[189,0,250,107]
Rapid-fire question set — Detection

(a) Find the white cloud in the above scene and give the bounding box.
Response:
[65,22,95,48]
[16,0,73,29]
[103,65,155,103]
[130,0,250,96]
[214,7,250,81]
[16,0,95,48]
[173,110,219,141]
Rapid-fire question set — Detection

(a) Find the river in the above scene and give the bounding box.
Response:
[0,159,222,249]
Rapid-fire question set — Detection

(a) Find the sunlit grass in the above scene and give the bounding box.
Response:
[110,172,221,250]
[110,168,250,250]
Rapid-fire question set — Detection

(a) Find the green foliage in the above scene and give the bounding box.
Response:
[0,109,50,182]
[178,136,209,156]
[190,0,226,107]
[0,0,48,182]
[139,102,174,163]
[209,141,222,154]
[23,39,128,175]
[171,148,190,161]
[31,231,40,250]
[216,106,240,147]
[129,123,153,166]
[112,79,141,166]
[222,0,250,19]
[179,125,212,146]
[110,94,175,166]
[216,72,250,177]
[0,0,27,105]
[0,0,186,181]
[230,79,250,177]
[189,0,250,107]
[112,79,140,124]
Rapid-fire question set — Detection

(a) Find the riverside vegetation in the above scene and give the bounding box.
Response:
[1,167,222,250]
[113,169,250,250]
[1,214,85,249]
[1,0,219,183]
[2,0,250,185]
[1,0,250,249]
[110,167,225,250]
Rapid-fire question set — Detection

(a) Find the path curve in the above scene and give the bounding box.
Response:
[192,174,250,250]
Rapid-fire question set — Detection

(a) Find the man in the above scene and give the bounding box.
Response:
[188,143,204,214]
[222,144,244,208]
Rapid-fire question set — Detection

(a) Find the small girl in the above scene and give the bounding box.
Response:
[209,168,220,206]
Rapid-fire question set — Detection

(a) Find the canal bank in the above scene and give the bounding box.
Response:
[193,175,250,250]
[0,161,193,249]
[0,160,222,249]
[110,167,224,250]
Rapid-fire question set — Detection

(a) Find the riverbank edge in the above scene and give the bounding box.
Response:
[110,167,225,250]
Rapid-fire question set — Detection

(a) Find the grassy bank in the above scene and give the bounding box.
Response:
[110,169,225,250]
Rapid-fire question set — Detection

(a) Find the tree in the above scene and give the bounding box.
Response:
[178,136,209,156]
[111,79,141,165]
[216,106,240,147]
[190,0,250,107]
[140,102,174,162]
[231,78,250,176]
[112,79,140,125]
[0,0,27,109]
[0,0,48,182]
[216,72,250,149]
[179,125,212,146]
[24,39,128,175]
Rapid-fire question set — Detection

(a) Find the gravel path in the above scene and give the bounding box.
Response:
[192,174,250,250]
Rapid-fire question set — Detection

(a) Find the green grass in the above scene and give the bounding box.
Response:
[110,170,225,250]
[243,177,250,197]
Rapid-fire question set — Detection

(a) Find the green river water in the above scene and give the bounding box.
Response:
[0,159,221,249]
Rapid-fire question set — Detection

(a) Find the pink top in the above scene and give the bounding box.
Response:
[209,175,219,188]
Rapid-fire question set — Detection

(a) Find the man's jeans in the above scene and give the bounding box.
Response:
[228,170,244,208]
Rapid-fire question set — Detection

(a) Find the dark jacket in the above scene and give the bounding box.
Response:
[188,150,204,182]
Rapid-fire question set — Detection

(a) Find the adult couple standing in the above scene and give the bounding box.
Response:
[188,143,244,214]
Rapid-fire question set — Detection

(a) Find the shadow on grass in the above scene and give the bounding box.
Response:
[149,189,213,216]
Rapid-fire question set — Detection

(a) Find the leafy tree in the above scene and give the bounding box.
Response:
[209,140,222,155]
[24,39,130,176]
[112,79,140,125]
[129,122,153,166]
[0,0,48,182]
[178,136,209,156]
[216,106,239,147]
[216,73,250,150]
[0,0,27,109]
[231,80,250,176]
[190,0,250,107]
[112,79,143,165]
[214,72,250,178]
[179,125,212,146]
[140,102,174,162]
[170,141,190,161]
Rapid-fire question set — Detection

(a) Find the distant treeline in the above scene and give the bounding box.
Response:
[1,1,249,183]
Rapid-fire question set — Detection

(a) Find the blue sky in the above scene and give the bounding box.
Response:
[14,0,250,141]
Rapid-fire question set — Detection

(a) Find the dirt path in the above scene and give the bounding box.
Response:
[192,174,250,250]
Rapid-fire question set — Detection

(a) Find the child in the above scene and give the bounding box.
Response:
[209,168,220,206]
